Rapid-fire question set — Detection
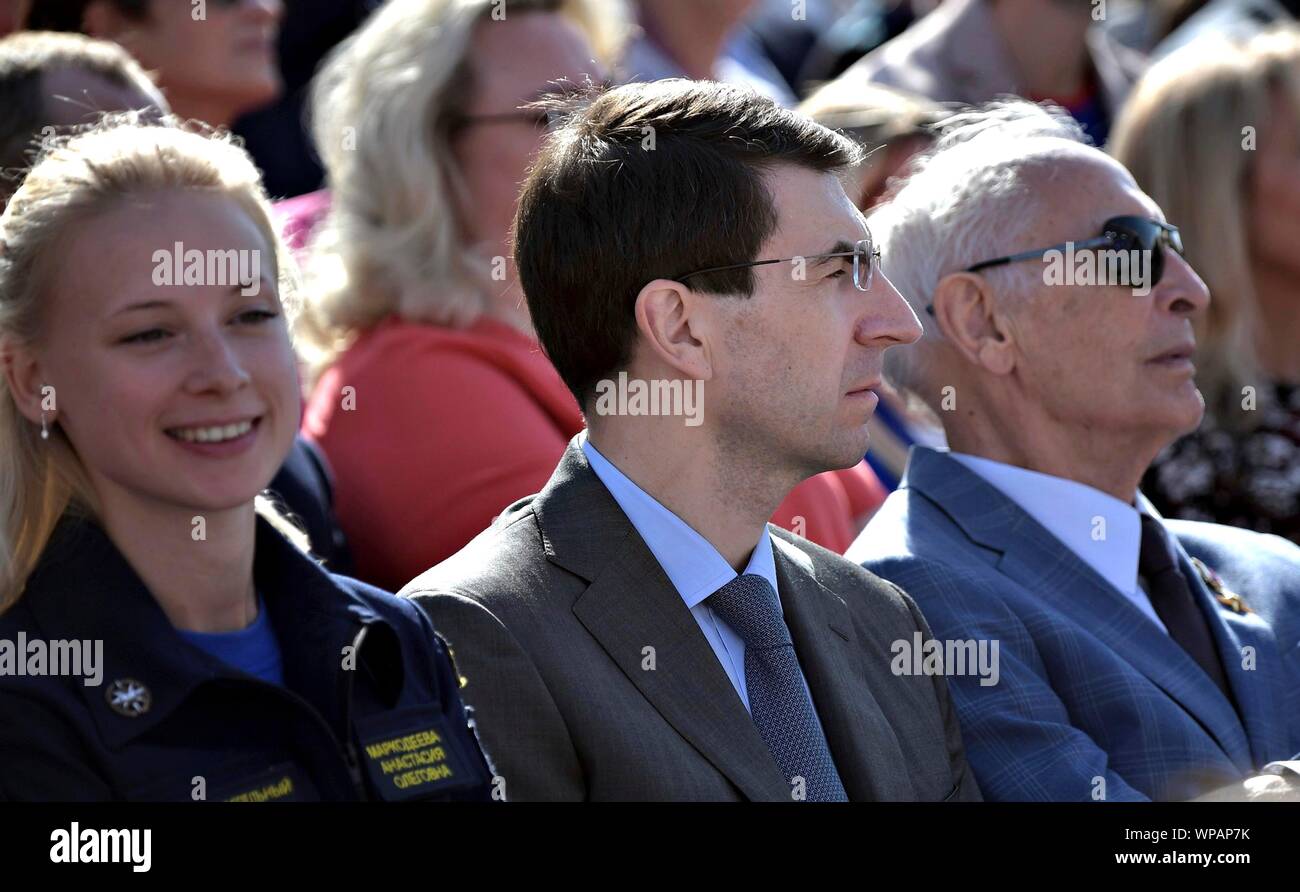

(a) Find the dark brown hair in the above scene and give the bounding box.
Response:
[514,79,861,409]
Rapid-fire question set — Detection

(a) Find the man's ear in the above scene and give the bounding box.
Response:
[1,339,49,426]
[929,271,1017,376]
[632,278,712,382]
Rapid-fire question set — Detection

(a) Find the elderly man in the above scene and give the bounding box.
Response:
[849,101,1300,802]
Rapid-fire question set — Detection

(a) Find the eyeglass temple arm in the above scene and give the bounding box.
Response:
[929,235,1118,313]
[679,257,801,281]
[965,235,1115,273]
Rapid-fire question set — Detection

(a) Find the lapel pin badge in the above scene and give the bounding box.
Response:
[105,678,152,718]
[1191,558,1252,615]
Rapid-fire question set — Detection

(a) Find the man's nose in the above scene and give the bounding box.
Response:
[857,271,924,347]
[1159,251,1210,318]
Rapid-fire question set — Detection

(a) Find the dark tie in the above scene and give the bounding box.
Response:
[1138,514,1232,700]
[706,574,848,802]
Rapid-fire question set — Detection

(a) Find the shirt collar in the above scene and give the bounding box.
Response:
[581,433,777,607]
[948,451,1143,597]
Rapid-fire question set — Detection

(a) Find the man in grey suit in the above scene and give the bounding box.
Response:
[399,79,980,802]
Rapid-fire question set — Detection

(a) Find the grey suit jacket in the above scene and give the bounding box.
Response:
[399,438,981,802]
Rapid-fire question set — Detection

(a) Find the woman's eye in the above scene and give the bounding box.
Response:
[235,309,279,325]
[827,268,848,280]
[121,328,169,345]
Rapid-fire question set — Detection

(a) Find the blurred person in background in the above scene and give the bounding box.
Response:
[0,30,165,203]
[799,78,949,489]
[842,0,1146,144]
[1110,28,1300,544]
[26,0,283,128]
[292,0,624,590]
[1153,0,1297,58]
[622,0,796,104]
[235,0,383,200]
[0,117,491,800]
[0,0,30,34]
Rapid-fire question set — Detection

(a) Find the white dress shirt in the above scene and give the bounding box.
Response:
[949,451,1169,634]
[582,433,823,713]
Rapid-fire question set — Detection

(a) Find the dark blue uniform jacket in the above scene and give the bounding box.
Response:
[0,512,494,802]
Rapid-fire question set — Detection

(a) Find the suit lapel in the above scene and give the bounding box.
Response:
[771,536,915,801]
[905,448,1253,770]
[994,529,1253,770]
[1174,547,1288,767]
[537,438,788,801]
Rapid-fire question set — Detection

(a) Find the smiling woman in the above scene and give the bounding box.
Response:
[0,115,494,802]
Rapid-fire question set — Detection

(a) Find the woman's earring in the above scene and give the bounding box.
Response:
[40,411,49,440]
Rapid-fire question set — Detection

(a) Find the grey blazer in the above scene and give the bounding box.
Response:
[400,439,981,802]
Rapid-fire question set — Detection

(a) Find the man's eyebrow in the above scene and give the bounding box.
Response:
[807,240,857,265]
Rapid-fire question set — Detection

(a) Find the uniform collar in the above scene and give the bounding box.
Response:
[21,512,399,748]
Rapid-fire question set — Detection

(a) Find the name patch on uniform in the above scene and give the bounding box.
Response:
[211,763,317,803]
[358,710,475,801]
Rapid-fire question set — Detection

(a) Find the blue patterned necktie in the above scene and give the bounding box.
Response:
[706,573,848,802]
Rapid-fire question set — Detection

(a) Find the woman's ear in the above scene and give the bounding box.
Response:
[929,271,1017,376]
[632,278,712,382]
[1,340,49,425]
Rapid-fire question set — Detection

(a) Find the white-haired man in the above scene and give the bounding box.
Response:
[850,101,1300,802]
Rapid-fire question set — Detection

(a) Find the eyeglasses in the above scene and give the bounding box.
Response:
[966,215,1184,286]
[677,237,881,292]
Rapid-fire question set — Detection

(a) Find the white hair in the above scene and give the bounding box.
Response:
[869,100,1091,402]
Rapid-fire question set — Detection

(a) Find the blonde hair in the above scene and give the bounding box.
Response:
[0,114,307,611]
[295,0,627,380]
[1108,27,1300,419]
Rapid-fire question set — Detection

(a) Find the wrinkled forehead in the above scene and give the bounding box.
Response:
[982,138,1158,220]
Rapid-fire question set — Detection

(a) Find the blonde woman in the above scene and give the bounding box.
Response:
[1110,28,1300,544]
[288,0,621,590]
[0,116,492,801]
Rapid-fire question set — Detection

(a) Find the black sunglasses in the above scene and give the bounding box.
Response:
[928,216,1184,313]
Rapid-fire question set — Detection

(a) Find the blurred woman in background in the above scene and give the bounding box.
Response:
[292,0,621,590]
[27,0,283,128]
[1110,27,1300,543]
[0,116,492,800]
